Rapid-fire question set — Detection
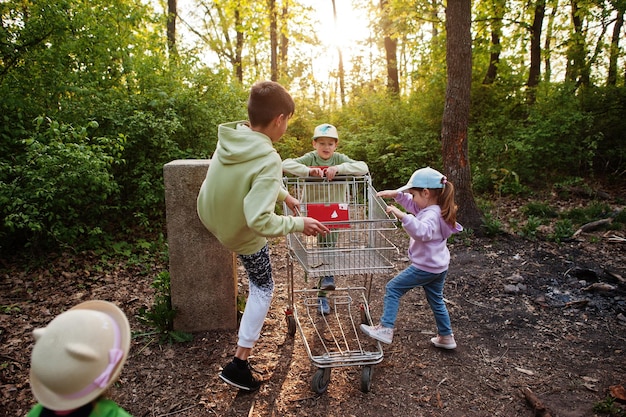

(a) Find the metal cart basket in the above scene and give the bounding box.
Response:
[282,175,398,393]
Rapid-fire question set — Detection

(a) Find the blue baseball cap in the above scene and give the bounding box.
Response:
[312,124,339,140]
[398,167,447,191]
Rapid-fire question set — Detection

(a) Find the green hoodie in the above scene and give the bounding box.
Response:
[197,121,304,255]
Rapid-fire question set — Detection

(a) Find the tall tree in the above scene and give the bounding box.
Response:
[482,0,505,85]
[195,0,257,83]
[279,0,289,79]
[167,0,178,58]
[442,0,482,230]
[331,0,346,105]
[607,0,625,86]
[543,0,558,83]
[527,0,546,89]
[380,0,400,94]
[566,0,590,86]
[269,0,278,81]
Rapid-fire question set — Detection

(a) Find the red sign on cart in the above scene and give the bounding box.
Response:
[306,203,350,228]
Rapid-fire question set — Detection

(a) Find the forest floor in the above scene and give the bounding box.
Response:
[2,187,626,417]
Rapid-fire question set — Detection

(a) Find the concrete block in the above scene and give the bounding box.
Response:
[164,160,237,332]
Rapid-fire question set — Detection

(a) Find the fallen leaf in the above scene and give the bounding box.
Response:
[515,367,535,375]
[610,385,626,402]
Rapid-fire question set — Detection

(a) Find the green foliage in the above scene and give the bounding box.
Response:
[593,396,626,417]
[553,177,592,199]
[332,90,443,190]
[137,271,193,344]
[481,212,504,237]
[473,167,528,197]
[0,117,124,251]
[559,201,612,225]
[519,216,542,240]
[522,202,558,218]
[548,219,575,243]
[470,83,614,187]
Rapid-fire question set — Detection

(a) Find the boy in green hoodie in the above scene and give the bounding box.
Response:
[197,81,329,392]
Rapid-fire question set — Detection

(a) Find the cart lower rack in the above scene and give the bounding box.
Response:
[283,175,398,393]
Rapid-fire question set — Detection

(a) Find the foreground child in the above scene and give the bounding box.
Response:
[28,300,132,417]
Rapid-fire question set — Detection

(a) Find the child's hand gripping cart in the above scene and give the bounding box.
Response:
[282,175,399,393]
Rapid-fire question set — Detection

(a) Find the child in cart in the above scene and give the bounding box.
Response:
[197,81,329,392]
[27,300,133,417]
[282,123,369,315]
[360,167,463,348]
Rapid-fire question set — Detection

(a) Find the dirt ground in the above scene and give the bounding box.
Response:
[2,193,626,417]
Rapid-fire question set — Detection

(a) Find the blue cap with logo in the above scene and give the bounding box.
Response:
[312,124,339,140]
[398,167,447,191]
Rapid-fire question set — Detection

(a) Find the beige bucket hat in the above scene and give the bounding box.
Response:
[29,300,131,411]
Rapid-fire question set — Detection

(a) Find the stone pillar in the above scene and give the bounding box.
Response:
[163,160,237,332]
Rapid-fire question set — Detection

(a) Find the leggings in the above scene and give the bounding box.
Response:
[236,244,274,348]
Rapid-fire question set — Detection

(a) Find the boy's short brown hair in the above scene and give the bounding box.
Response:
[247,81,295,127]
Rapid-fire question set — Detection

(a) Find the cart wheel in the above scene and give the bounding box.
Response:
[311,367,331,394]
[285,314,296,337]
[360,365,373,393]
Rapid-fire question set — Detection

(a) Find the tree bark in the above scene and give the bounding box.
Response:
[543,2,558,83]
[607,4,624,86]
[482,0,505,85]
[527,0,545,89]
[279,1,289,79]
[442,0,482,231]
[566,0,590,87]
[167,0,177,58]
[381,0,399,94]
[332,0,346,105]
[235,8,243,83]
[269,0,278,81]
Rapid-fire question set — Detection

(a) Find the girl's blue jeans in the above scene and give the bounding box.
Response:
[380,264,453,336]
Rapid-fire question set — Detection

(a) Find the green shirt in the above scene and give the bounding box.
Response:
[27,399,133,417]
[282,150,369,203]
[282,150,368,178]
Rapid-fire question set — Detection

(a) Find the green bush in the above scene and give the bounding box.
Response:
[0,117,124,251]
[548,219,575,243]
[481,212,504,237]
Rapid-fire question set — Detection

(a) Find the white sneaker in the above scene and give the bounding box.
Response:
[430,334,457,350]
[360,323,394,344]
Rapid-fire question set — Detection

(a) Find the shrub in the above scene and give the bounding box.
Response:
[0,117,124,252]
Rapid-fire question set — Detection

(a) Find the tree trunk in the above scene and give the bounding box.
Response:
[566,0,589,87]
[167,0,177,58]
[442,0,482,231]
[269,0,278,81]
[607,5,624,86]
[235,9,243,83]
[543,2,558,83]
[527,0,545,89]
[331,0,346,105]
[482,0,505,85]
[381,0,400,94]
[280,1,289,79]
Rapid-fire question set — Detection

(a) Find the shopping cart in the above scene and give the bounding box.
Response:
[282,175,399,393]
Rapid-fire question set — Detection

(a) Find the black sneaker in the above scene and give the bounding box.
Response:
[219,360,261,391]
